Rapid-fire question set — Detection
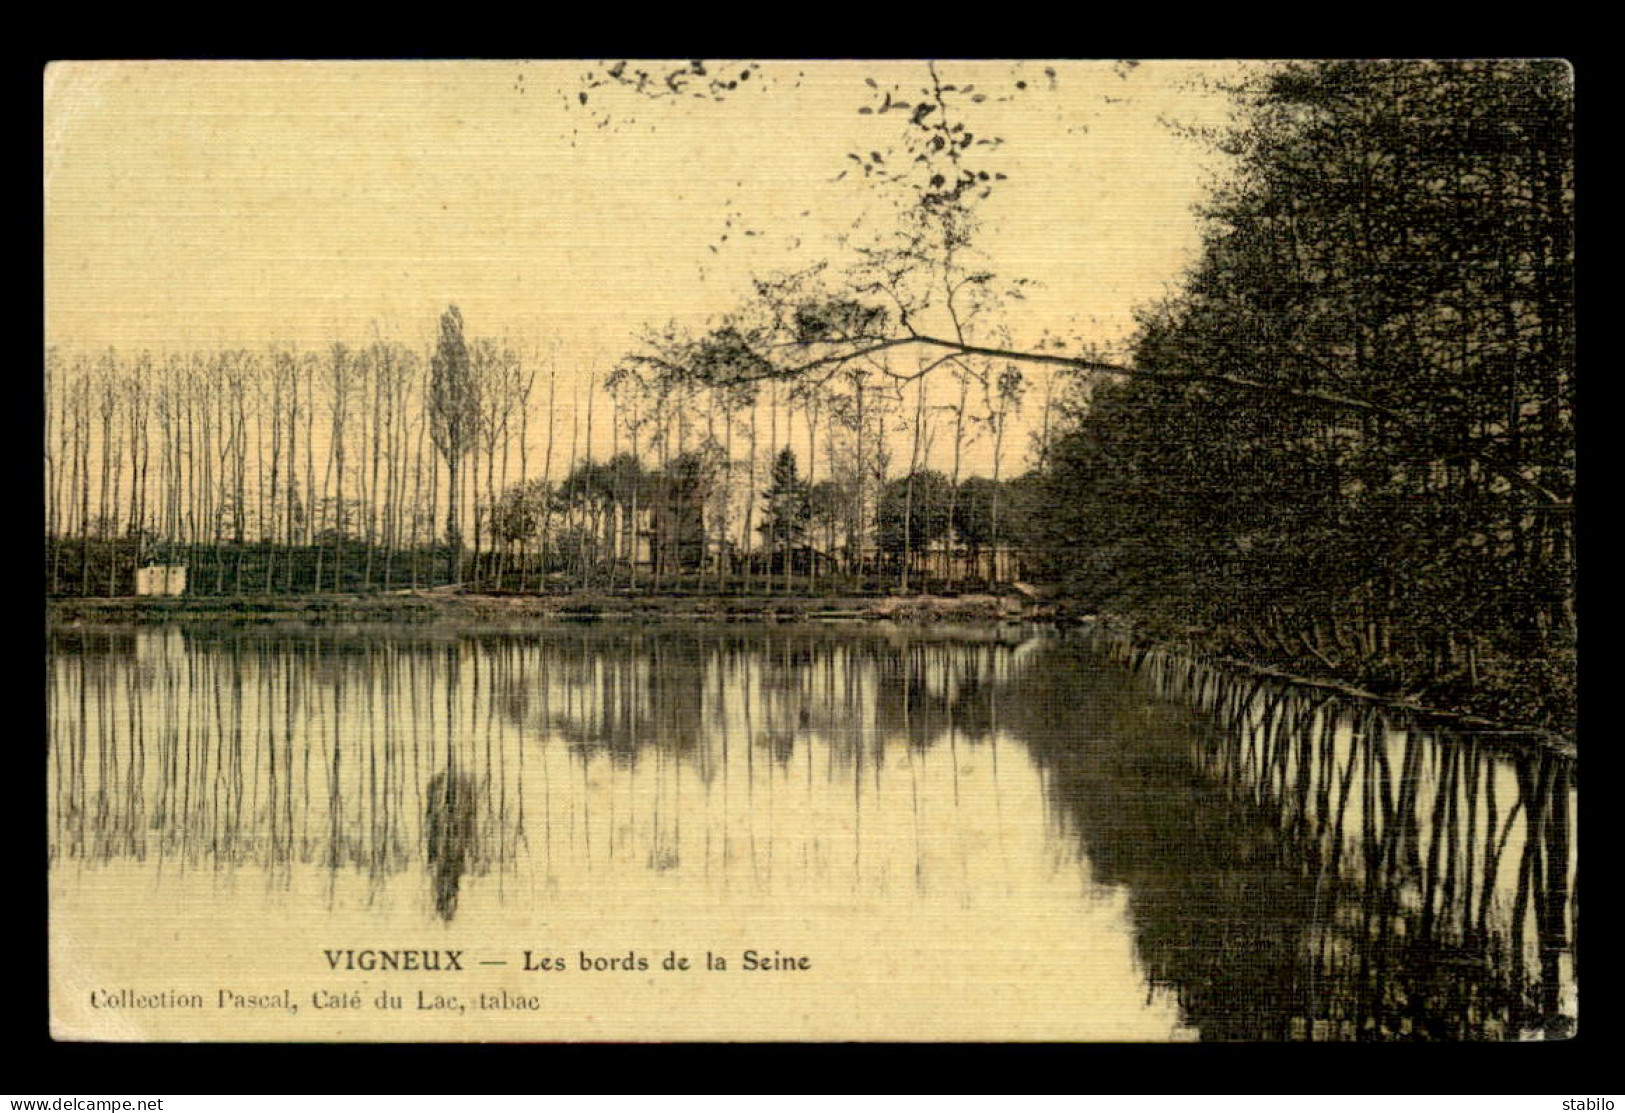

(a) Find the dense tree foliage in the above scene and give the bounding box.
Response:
[1030,61,1575,729]
[876,470,953,557]
[759,447,811,548]
[429,306,481,582]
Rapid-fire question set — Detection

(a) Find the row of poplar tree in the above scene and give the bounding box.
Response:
[44,305,1041,597]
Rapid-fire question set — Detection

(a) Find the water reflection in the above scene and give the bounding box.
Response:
[46,622,1576,1040]
[425,768,480,922]
[1025,636,1578,1040]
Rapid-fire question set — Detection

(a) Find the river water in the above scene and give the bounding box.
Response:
[47,622,1577,1041]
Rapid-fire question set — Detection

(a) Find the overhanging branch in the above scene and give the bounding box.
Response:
[646,328,1569,507]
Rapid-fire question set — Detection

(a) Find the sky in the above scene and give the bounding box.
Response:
[43,59,1250,474]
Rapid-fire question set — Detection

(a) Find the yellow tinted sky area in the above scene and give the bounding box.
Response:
[44,59,1248,472]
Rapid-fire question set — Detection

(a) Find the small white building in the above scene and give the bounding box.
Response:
[134,564,186,597]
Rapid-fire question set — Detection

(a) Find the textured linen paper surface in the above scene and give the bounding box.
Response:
[44,59,1577,1042]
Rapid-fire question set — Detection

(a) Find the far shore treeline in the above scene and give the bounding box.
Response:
[44,61,1573,733]
[44,311,1042,600]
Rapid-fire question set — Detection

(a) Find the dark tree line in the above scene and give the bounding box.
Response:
[1028,61,1575,729]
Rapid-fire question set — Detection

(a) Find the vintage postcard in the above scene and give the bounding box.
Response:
[44,59,1576,1042]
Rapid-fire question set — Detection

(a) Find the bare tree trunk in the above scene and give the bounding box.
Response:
[901,371,928,591]
[804,391,820,592]
[745,397,758,590]
[266,354,283,593]
[97,352,118,594]
[539,355,557,592]
[567,374,582,590]
[330,345,351,594]
[233,354,251,595]
[45,351,62,593]
[363,345,380,592]
[414,356,432,589]
[948,366,969,589]
[303,352,318,590]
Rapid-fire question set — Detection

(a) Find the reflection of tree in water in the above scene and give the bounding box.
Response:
[1013,633,1577,1041]
[497,629,710,769]
[872,642,1000,750]
[491,625,1019,771]
[48,624,1047,909]
[482,625,1023,880]
[51,621,1573,1036]
[47,628,520,922]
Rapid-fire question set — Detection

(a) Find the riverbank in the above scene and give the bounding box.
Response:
[45,589,1044,627]
[1091,614,1576,753]
[44,591,1572,749]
